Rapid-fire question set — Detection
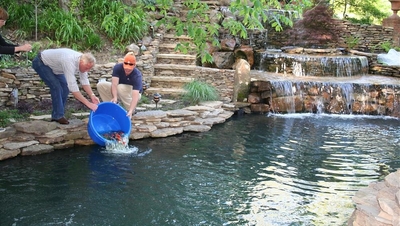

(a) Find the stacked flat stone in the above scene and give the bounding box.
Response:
[349,169,400,226]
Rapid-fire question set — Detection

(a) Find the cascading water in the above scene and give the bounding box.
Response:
[257,51,369,77]
[269,81,357,114]
[252,72,400,115]
[250,47,400,116]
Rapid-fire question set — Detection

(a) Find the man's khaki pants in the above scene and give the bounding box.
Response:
[97,81,141,110]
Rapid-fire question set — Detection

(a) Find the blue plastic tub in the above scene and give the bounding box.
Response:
[87,102,131,146]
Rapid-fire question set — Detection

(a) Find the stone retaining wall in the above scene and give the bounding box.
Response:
[0,101,235,161]
[248,78,400,117]
[348,169,400,226]
[248,19,395,53]
[0,62,235,108]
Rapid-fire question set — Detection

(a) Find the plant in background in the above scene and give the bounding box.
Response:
[345,35,360,50]
[0,41,41,68]
[139,95,150,105]
[100,1,149,50]
[380,41,392,52]
[0,55,18,69]
[151,0,312,64]
[4,3,36,38]
[2,0,147,54]
[332,0,390,25]
[40,10,84,48]
[379,41,400,52]
[181,80,219,105]
[285,4,340,48]
[0,109,27,128]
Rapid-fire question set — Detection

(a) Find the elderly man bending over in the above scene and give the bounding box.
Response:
[32,48,99,124]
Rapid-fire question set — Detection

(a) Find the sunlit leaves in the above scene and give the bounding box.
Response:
[332,0,391,24]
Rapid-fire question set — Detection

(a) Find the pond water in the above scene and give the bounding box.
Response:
[1,113,400,226]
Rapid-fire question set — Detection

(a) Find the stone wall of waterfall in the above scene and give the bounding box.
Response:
[237,19,395,54]
[248,80,400,117]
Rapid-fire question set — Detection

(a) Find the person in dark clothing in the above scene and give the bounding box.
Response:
[0,6,31,131]
[0,7,31,55]
[97,52,142,119]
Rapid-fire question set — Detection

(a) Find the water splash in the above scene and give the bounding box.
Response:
[101,131,133,154]
[100,132,153,156]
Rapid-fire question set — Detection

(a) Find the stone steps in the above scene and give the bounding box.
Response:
[159,43,196,54]
[154,64,198,77]
[150,76,194,88]
[156,53,197,65]
[149,0,219,97]
[162,34,193,44]
[151,32,198,96]
[144,87,186,98]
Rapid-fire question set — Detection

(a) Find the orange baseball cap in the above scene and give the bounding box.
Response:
[123,53,136,70]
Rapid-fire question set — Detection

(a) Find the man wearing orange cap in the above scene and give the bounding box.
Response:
[97,52,142,119]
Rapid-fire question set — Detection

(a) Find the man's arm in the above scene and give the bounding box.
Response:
[71,90,98,112]
[82,84,100,104]
[111,77,120,103]
[127,90,140,118]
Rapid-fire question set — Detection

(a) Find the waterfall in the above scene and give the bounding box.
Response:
[264,79,394,115]
[250,48,400,116]
[256,51,369,77]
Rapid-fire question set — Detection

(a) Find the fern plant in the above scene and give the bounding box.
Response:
[181,80,219,105]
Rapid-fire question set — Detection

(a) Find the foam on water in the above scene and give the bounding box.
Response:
[268,112,400,120]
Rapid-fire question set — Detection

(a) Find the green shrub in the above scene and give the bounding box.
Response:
[0,109,26,128]
[181,80,219,105]
[380,41,392,52]
[139,95,150,104]
[345,35,360,49]
[100,1,149,50]
[4,3,36,38]
[379,41,400,52]
[38,9,102,50]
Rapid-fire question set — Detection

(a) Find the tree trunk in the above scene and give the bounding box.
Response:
[59,0,69,11]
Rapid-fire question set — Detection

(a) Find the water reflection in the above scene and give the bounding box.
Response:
[0,114,399,225]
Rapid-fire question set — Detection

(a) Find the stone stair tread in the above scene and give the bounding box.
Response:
[157,53,196,59]
[159,43,179,48]
[145,87,185,95]
[151,76,194,82]
[163,34,193,40]
[154,64,198,70]
[159,43,195,48]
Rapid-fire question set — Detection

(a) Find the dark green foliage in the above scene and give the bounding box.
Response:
[100,1,149,49]
[181,80,219,105]
[3,3,35,35]
[1,0,149,52]
[0,109,26,127]
[0,42,41,69]
[284,4,340,48]
[40,10,103,50]
[139,95,150,104]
